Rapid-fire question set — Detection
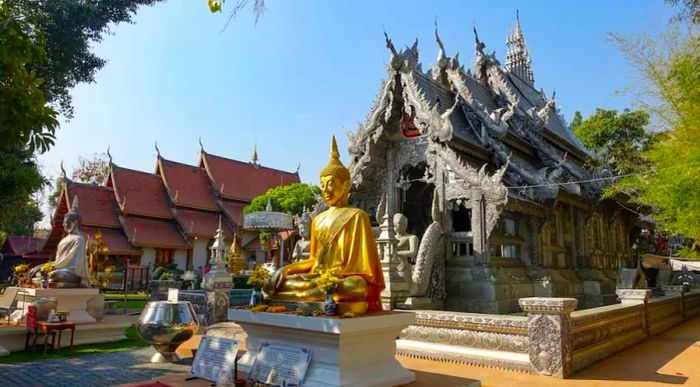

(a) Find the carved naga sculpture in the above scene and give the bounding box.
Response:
[394,190,444,299]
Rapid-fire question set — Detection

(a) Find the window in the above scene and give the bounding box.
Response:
[155,248,174,267]
[504,218,517,236]
[502,245,519,258]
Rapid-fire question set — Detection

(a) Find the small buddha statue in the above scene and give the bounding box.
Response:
[34,196,90,288]
[292,212,311,262]
[264,136,385,314]
[394,213,419,265]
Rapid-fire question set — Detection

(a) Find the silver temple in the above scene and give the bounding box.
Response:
[348,14,645,314]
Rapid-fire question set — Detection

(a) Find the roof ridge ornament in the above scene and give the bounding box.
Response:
[155,141,161,158]
[505,9,535,85]
[60,161,67,180]
[251,143,260,168]
[199,136,205,153]
[383,30,403,71]
[107,146,113,165]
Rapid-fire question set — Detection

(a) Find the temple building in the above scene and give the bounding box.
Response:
[349,14,650,313]
[43,146,299,272]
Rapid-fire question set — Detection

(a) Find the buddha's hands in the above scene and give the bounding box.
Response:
[271,266,289,291]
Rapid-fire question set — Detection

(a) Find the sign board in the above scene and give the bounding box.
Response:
[249,343,312,386]
[191,336,240,383]
[167,288,179,303]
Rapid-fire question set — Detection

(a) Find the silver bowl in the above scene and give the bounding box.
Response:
[136,301,199,363]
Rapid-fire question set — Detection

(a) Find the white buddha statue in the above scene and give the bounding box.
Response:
[291,211,311,262]
[48,196,91,287]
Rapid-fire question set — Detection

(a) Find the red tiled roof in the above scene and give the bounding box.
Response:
[1,236,45,256]
[109,165,173,219]
[65,181,121,228]
[82,226,142,256]
[158,158,218,211]
[121,216,189,249]
[172,208,235,238]
[201,152,300,202]
[220,200,246,226]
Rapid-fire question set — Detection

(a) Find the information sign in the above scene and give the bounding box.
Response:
[191,336,240,383]
[248,343,312,387]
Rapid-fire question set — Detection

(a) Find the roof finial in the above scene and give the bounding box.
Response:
[199,136,204,153]
[551,88,557,101]
[107,146,113,165]
[434,18,447,68]
[296,162,301,174]
[60,161,67,179]
[251,143,259,166]
[506,9,534,85]
[155,141,161,157]
[383,30,398,57]
[265,197,272,212]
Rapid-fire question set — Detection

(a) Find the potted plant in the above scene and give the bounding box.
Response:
[246,265,271,306]
[315,267,343,316]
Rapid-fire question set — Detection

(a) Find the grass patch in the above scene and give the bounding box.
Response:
[109,300,147,310]
[0,326,149,364]
[104,292,148,300]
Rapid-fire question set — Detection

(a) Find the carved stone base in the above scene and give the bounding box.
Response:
[228,309,416,386]
[17,288,101,323]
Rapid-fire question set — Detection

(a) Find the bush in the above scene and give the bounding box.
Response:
[232,275,253,289]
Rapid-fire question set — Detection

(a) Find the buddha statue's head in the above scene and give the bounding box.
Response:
[63,196,82,233]
[320,136,351,207]
[298,211,311,239]
[393,213,408,234]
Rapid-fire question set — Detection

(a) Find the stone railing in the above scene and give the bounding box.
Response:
[396,310,531,372]
[397,289,700,378]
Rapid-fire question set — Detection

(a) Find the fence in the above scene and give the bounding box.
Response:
[396,288,700,378]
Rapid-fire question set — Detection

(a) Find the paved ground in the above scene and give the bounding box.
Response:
[0,347,190,387]
[2,315,699,386]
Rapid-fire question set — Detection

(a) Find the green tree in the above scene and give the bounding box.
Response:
[570,111,583,131]
[0,3,58,153]
[4,201,43,236]
[244,183,320,216]
[574,108,655,175]
[0,147,45,234]
[611,25,700,243]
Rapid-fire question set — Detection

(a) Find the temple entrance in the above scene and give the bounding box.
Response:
[398,163,434,239]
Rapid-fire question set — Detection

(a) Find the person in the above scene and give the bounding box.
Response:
[265,136,385,315]
[394,213,419,264]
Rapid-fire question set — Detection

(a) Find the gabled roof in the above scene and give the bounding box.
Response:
[120,216,189,249]
[1,236,45,256]
[82,226,141,256]
[219,200,246,227]
[65,181,121,228]
[200,152,300,202]
[108,165,173,219]
[172,208,235,239]
[157,157,219,211]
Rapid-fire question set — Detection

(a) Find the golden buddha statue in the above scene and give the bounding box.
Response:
[264,136,385,315]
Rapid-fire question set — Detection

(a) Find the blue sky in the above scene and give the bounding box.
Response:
[38,0,673,210]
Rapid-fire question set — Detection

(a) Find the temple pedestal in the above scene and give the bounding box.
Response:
[18,288,102,324]
[228,309,416,387]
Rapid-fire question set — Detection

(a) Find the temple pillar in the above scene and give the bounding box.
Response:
[471,190,489,265]
[519,297,577,378]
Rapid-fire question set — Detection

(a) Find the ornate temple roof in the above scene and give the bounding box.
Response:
[109,165,173,219]
[82,226,141,256]
[171,208,235,239]
[44,147,298,259]
[200,151,300,202]
[157,157,219,211]
[120,216,190,249]
[349,14,599,208]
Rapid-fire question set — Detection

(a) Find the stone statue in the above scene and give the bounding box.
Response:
[38,196,90,288]
[394,213,419,273]
[292,211,311,261]
[264,136,385,315]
